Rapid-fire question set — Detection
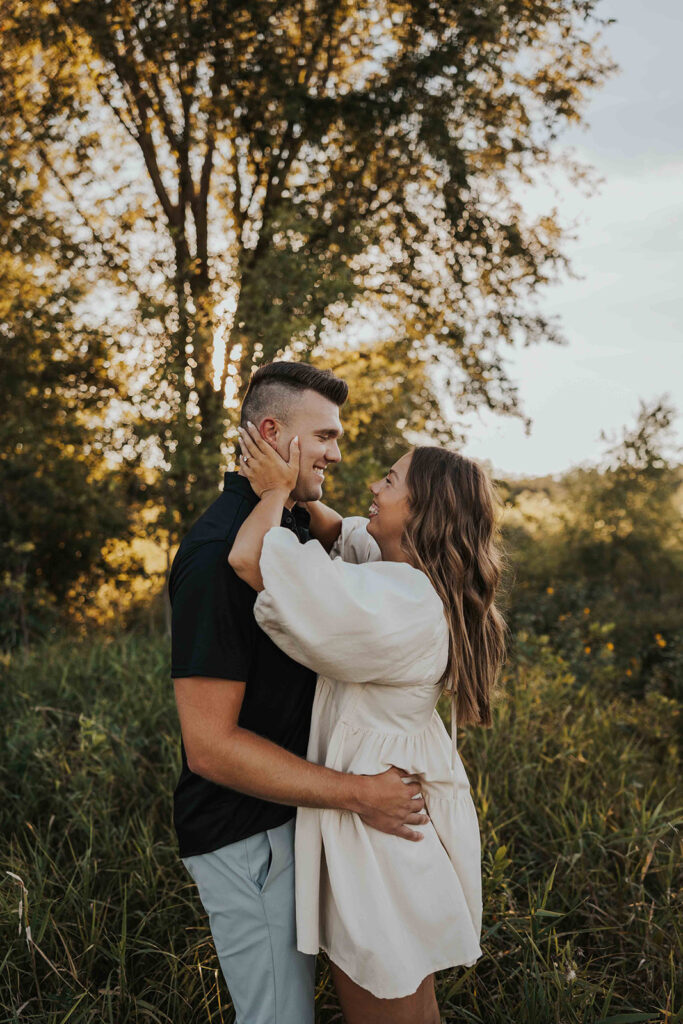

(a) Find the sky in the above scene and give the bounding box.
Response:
[459,0,683,479]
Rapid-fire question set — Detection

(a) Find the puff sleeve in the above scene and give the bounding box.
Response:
[253,527,447,687]
[329,516,382,565]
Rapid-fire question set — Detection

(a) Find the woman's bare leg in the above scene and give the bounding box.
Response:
[329,960,441,1024]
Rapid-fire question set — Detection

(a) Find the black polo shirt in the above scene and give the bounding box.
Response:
[169,472,316,858]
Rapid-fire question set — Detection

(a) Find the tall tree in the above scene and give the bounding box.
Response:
[2,0,614,527]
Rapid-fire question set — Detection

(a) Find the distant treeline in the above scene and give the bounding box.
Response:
[2,384,681,714]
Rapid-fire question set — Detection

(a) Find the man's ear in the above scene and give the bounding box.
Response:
[259,417,279,447]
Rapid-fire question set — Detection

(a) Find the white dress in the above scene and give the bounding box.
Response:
[253,516,483,999]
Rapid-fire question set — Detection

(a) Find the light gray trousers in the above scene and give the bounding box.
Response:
[182,817,316,1024]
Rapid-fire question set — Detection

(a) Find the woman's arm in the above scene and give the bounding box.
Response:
[228,423,300,591]
[228,488,288,591]
[254,528,448,687]
[301,499,343,552]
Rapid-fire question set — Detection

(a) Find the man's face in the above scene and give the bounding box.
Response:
[261,389,344,502]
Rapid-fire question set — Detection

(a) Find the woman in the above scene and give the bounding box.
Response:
[229,422,508,1024]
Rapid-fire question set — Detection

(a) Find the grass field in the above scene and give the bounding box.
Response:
[1,631,680,1023]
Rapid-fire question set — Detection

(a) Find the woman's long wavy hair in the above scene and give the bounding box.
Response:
[402,447,510,728]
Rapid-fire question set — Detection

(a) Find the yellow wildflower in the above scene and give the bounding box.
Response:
[606,642,614,651]
[584,646,591,654]
[583,607,590,615]
[546,586,554,595]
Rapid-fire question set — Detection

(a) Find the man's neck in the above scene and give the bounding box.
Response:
[236,467,296,510]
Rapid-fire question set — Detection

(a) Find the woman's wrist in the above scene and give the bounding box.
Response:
[259,485,291,504]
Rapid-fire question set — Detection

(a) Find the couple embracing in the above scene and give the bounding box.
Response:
[170,360,507,1024]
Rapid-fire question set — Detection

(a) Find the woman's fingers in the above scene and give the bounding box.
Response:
[244,421,267,451]
[237,425,259,458]
[239,423,287,468]
[288,435,300,470]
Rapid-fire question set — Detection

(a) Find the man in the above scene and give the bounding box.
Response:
[170,361,427,1024]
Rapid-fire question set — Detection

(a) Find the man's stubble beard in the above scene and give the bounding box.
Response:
[291,476,324,505]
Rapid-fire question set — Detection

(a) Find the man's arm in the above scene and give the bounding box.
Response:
[174,675,429,841]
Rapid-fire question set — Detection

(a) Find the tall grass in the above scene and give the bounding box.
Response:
[1,632,680,1023]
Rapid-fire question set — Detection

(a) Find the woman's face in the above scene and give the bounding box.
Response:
[367,451,413,555]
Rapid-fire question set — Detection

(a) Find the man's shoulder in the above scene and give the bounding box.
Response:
[182,489,253,550]
[169,490,254,591]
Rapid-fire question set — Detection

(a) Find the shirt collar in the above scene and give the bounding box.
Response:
[223,471,311,528]
[223,471,259,505]
[291,503,311,528]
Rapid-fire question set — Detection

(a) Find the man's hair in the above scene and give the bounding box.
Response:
[240,361,348,428]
